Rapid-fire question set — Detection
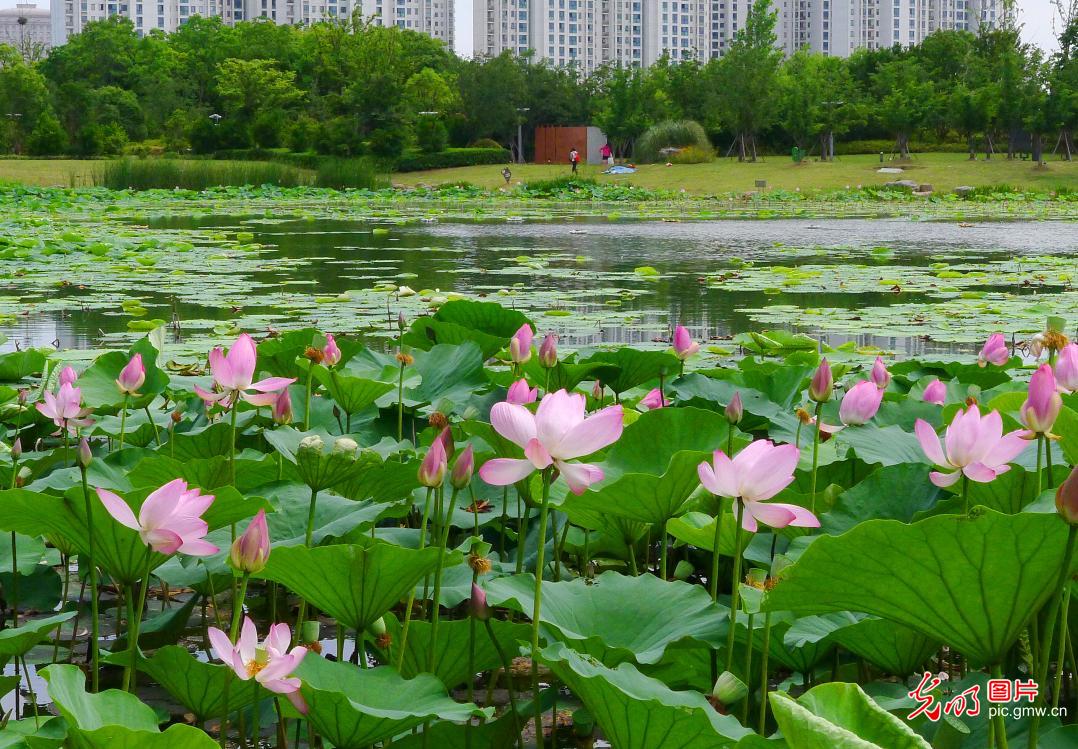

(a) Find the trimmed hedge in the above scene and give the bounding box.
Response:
[396,147,511,172]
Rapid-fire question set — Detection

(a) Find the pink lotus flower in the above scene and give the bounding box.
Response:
[697,440,819,532]
[915,405,1030,487]
[922,379,946,406]
[871,356,891,389]
[58,366,78,387]
[417,435,447,488]
[450,444,474,489]
[978,333,1009,367]
[673,325,700,361]
[194,334,295,409]
[1057,466,1078,524]
[469,582,491,620]
[479,389,623,494]
[208,617,308,714]
[1056,343,1078,393]
[230,509,270,574]
[836,381,884,427]
[116,354,145,396]
[639,388,666,410]
[36,382,92,435]
[322,334,341,367]
[809,359,833,402]
[272,389,292,424]
[538,334,558,368]
[509,324,534,364]
[506,379,538,405]
[96,479,218,556]
[1021,364,1062,434]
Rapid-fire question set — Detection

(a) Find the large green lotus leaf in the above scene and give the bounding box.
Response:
[485,571,726,666]
[403,318,507,359]
[916,465,1069,518]
[256,328,360,379]
[0,485,264,585]
[78,338,169,410]
[296,655,488,749]
[0,350,46,382]
[403,300,530,358]
[0,611,76,659]
[605,407,735,478]
[579,348,682,395]
[381,613,530,688]
[408,342,486,407]
[262,483,391,546]
[736,358,816,409]
[765,510,1071,664]
[822,464,941,534]
[785,613,938,677]
[0,717,67,749]
[313,368,394,415]
[564,450,709,526]
[538,642,754,749]
[522,353,607,392]
[670,374,787,424]
[41,664,218,749]
[258,541,446,631]
[136,645,255,722]
[0,532,47,575]
[334,458,419,503]
[128,454,282,493]
[391,701,529,749]
[831,425,930,467]
[769,683,930,749]
[168,422,236,461]
[666,510,740,556]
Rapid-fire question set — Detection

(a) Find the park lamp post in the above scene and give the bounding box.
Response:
[209,113,223,126]
[516,107,530,164]
[820,100,844,161]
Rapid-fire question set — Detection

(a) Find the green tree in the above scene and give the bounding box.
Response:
[872,56,932,158]
[216,58,303,129]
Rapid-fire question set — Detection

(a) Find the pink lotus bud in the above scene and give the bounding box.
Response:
[592,380,603,400]
[1021,364,1062,434]
[398,312,407,331]
[17,389,27,405]
[538,334,558,368]
[435,426,454,461]
[451,445,474,489]
[673,325,700,361]
[1056,343,1078,393]
[809,359,833,403]
[116,353,146,396]
[272,389,293,424]
[322,334,341,367]
[508,324,533,364]
[1056,466,1078,524]
[870,356,891,389]
[469,582,491,621]
[639,388,665,410]
[230,509,270,574]
[77,437,92,468]
[506,379,538,405]
[725,392,743,425]
[11,437,21,459]
[978,333,1009,367]
[838,381,884,426]
[922,379,946,406]
[417,436,447,488]
[58,366,78,387]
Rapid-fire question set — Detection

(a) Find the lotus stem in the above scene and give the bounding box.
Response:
[962,473,971,516]
[710,501,726,601]
[992,663,1010,749]
[229,404,239,489]
[274,697,289,749]
[144,406,160,445]
[304,366,314,431]
[398,487,434,669]
[124,547,154,692]
[1045,436,1054,490]
[1053,586,1071,710]
[1036,436,1044,498]
[396,358,405,443]
[428,487,460,672]
[741,611,755,723]
[1029,523,1078,749]
[295,488,319,635]
[531,469,552,749]
[230,573,250,641]
[725,500,746,675]
[79,463,100,692]
[659,522,669,580]
[809,402,822,513]
[119,394,129,451]
[9,532,17,629]
[484,617,524,748]
[759,611,773,734]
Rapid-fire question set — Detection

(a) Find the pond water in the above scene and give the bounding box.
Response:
[2,214,1074,358]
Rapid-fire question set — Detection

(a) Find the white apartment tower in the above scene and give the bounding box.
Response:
[473,0,1002,71]
[52,0,452,47]
[0,3,51,59]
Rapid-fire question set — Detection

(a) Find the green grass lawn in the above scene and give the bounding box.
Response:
[394,152,1078,195]
[0,152,1076,194]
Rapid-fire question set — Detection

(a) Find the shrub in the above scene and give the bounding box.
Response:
[94,157,308,190]
[252,111,286,149]
[634,120,711,163]
[26,112,68,156]
[522,175,599,197]
[396,147,510,172]
[670,145,715,164]
[470,137,504,149]
[314,157,389,190]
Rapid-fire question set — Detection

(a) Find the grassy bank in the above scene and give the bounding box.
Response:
[393,152,1078,195]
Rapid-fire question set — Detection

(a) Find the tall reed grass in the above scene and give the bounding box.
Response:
[93,158,309,190]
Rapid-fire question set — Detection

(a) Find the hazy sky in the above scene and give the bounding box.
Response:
[2,0,1064,57]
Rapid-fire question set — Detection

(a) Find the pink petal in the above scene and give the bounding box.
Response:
[207,626,241,673]
[929,470,962,488]
[745,501,797,529]
[914,419,948,467]
[225,334,257,389]
[242,391,283,408]
[479,458,536,486]
[534,390,585,453]
[556,460,604,494]
[963,462,1001,483]
[96,488,140,531]
[740,505,758,533]
[489,402,537,449]
[524,438,554,469]
[143,527,183,555]
[769,502,820,527]
[238,617,258,664]
[553,404,624,459]
[175,489,215,519]
[138,479,187,530]
[285,689,308,715]
[698,451,738,498]
[981,429,1032,469]
[249,377,296,393]
[193,384,229,404]
[208,347,236,390]
[743,443,800,502]
[177,537,219,557]
[265,623,292,655]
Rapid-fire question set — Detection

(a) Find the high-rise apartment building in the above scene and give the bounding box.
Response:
[473,0,1002,72]
[0,3,51,59]
[51,0,452,48]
